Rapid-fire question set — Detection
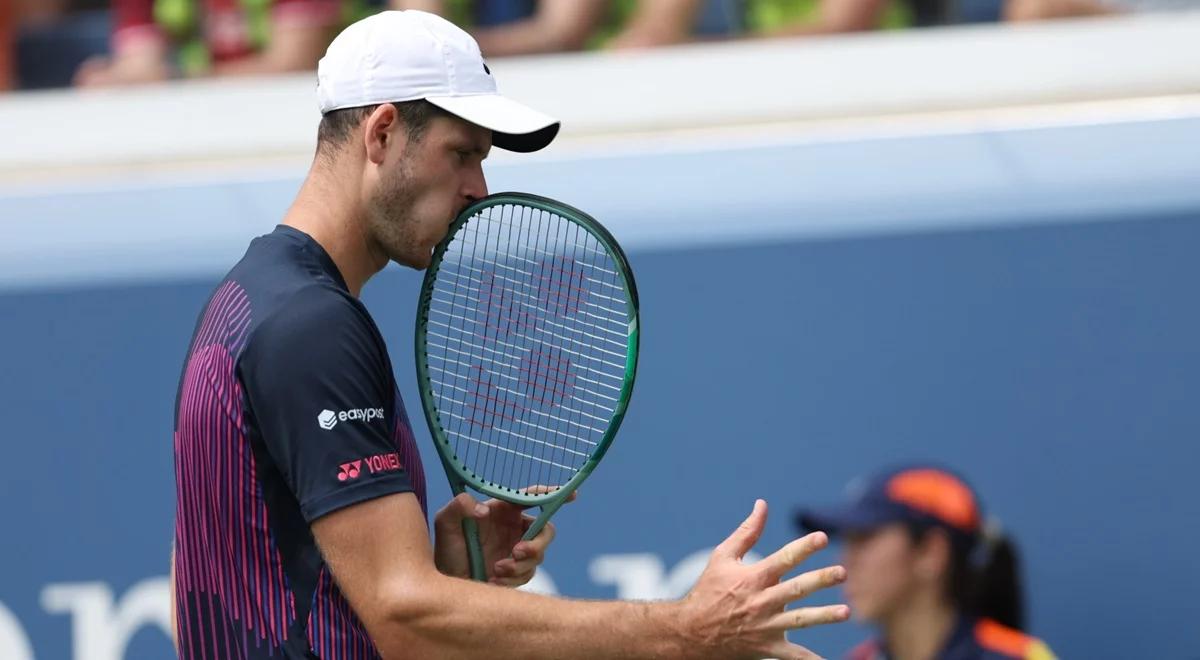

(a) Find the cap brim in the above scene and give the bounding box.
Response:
[794,504,905,538]
[426,93,560,153]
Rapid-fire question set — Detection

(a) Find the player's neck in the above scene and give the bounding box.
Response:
[284,169,384,298]
[880,591,957,660]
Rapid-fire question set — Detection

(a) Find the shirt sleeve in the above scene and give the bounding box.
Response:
[240,286,413,522]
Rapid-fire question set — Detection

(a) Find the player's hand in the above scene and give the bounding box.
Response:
[677,500,850,660]
[432,487,573,586]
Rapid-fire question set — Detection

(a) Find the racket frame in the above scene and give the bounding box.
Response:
[415,192,639,581]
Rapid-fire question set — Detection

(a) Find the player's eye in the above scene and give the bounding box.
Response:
[455,149,470,164]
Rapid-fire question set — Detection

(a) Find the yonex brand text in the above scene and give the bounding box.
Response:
[336,453,402,482]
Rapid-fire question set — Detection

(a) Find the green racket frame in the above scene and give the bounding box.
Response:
[414,192,640,581]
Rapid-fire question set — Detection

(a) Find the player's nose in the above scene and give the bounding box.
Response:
[463,164,488,204]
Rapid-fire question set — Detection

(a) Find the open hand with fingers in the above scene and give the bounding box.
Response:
[676,499,850,660]
[434,486,575,586]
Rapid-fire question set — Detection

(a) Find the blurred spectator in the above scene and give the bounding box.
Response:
[74,0,352,88]
[11,0,110,89]
[748,0,1000,35]
[1,0,12,89]
[795,465,1057,660]
[1002,0,1199,21]
[608,0,745,49]
[1003,0,1109,18]
[395,1,608,56]
[402,1,744,56]
[391,0,446,11]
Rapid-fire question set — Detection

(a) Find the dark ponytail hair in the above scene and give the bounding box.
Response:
[949,520,1025,630]
[910,519,1026,630]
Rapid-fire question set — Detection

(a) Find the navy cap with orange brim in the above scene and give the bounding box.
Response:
[795,465,983,541]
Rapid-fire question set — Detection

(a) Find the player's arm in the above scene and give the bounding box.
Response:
[314,494,849,660]
[471,0,607,56]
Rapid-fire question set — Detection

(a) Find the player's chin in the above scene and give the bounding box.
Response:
[389,245,434,271]
[400,253,434,271]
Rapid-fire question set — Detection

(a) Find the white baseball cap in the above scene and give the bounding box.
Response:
[316,10,559,153]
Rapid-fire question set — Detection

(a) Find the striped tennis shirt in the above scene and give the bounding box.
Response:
[173,225,427,659]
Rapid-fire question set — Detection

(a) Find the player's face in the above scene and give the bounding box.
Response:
[367,114,490,269]
[840,524,923,622]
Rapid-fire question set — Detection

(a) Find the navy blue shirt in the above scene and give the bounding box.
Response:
[173,225,427,659]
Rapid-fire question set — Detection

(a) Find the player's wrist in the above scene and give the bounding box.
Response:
[644,599,707,659]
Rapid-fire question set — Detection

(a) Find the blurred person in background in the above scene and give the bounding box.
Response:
[397,0,743,56]
[607,0,745,49]
[11,0,109,89]
[1004,0,1200,22]
[439,0,609,57]
[1,0,11,89]
[795,465,1057,660]
[74,0,356,87]
[747,0,1001,37]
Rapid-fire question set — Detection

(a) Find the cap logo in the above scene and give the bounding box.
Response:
[885,469,979,532]
[482,62,491,75]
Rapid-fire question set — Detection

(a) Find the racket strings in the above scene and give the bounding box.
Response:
[425,204,631,493]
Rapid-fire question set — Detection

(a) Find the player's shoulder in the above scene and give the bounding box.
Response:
[252,282,375,347]
[973,618,1057,660]
[230,225,349,299]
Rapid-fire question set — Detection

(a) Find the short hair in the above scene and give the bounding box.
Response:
[315,99,451,156]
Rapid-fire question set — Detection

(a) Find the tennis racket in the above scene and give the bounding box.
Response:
[414,192,640,581]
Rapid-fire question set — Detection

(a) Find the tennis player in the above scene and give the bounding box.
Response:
[172,10,849,659]
[795,464,1057,660]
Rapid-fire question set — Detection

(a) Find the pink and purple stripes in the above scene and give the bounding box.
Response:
[175,281,295,659]
[302,396,428,660]
[393,395,427,518]
[306,567,380,660]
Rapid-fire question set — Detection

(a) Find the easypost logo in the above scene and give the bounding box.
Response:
[317,407,385,430]
[317,410,338,430]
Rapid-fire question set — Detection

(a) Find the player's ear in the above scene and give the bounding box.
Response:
[362,103,405,166]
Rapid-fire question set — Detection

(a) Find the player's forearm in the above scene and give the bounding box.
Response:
[374,573,698,659]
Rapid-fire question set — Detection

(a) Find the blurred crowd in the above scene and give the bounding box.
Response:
[2,0,1195,91]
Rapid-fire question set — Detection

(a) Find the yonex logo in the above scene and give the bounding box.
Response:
[317,407,385,430]
[336,453,401,482]
[317,410,338,430]
[337,460,362,482]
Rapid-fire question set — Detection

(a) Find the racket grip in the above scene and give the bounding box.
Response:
[461,516,487,581]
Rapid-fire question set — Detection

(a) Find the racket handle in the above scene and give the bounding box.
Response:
[462,516,487,581]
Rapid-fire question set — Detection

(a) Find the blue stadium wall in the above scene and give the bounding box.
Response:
[2,114,1198,659]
